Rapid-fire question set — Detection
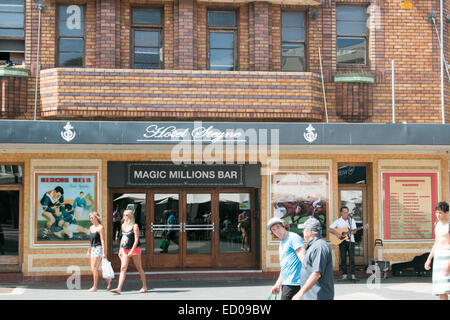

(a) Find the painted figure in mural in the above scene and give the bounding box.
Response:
[329,206,358,281]
[279,200,327,227]
[53,221,89,240]
[425,201,450,300]
[40,186,65,239]
[111,210,147,294]
[86,212,111,292]
[267,217,305,300]
[293,217,334,300]
[273,202,287,219]
[72,191,87,220]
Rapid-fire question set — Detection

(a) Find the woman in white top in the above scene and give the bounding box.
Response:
[425,201,450,300]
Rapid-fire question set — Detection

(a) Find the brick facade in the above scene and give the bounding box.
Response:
[2,0,449,122]
[40,68,323,120]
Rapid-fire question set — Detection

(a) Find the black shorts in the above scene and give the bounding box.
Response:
[281,285,301,300]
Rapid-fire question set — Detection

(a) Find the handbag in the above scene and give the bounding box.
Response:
[267,294,277,300]
[101,258,115,279]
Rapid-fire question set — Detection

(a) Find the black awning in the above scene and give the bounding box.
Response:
[0,120,449,146]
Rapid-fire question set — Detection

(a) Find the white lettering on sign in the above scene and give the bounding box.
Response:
[138,121,280,176]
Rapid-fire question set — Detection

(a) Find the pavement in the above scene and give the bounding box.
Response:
[0,275,441,300]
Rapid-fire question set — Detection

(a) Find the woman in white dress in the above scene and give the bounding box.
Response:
[425,201,450,300]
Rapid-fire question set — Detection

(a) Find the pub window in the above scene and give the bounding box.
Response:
[57,4,85,67]
[207,10,237,71]
[337,6,367,65]
[131,8,163,69]
[281,11,306,72]
[0,0,24,65]
[0,165,22,184]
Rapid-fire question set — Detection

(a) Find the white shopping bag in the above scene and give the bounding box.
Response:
[101,258,115,279]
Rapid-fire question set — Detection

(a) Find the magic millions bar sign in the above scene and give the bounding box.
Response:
[108,162,261,188]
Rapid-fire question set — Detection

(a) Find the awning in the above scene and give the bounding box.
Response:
[113,193,146,202]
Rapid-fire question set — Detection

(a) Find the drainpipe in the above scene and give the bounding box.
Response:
[311,8,328,123]
[392,60,395,123]
[34,0,45,121]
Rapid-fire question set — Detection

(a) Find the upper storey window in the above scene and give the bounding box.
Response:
[57,4,85,67]
[337,7,367,65]
[0,0,24,63]
[281,11,306,72]
[207,10,237,71]
[132,8,163,69]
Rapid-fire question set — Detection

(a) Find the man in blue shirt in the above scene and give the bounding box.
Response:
[268,217,305,300]
[293,217,334,300]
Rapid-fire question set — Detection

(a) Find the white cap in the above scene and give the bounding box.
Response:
[267,217,284,231]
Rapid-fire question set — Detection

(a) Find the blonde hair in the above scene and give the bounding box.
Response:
[122,209,135,229]
[89,211,102,224]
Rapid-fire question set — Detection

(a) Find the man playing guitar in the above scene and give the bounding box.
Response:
[329,207,357,280]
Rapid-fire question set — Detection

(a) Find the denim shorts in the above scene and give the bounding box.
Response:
[91,245,103,258]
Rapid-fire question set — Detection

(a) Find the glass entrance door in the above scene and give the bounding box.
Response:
[150,191,215,268]
[184,192,214,266]
[110,189,256,269]
[338,186,368,265]
[151,192,181,267]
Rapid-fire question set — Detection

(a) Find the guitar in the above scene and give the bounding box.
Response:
[330,224,369,246]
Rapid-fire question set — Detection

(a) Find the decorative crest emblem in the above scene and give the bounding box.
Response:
[303,124,317,143]
[61,122,76,142]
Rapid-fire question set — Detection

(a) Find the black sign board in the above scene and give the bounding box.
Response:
[0,120,449,146]
[108,162,261,188]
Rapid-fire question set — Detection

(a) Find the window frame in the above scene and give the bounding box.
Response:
[56,3,86,68]
[0,0,25,40]
[130,6,164,70]
[336,5,369,67]
[207,9,239,71]
[281,10,308,72]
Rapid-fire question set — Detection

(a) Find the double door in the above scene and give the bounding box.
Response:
[110,189,255,269]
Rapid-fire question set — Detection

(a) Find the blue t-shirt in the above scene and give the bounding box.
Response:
[279,232,304,286]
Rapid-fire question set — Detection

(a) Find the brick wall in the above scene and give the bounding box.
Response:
[8,0,448,123]
[40,68,324,121]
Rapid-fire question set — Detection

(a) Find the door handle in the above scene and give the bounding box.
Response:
[183,223,215,232]
[151,223,182,232]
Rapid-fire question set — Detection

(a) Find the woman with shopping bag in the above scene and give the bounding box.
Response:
[86,212,112,292]
[110,210,147,294]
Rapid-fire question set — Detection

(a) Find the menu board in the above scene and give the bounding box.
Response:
[383,172,437,240]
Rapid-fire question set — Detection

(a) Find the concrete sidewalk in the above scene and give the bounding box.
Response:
[0,276,439,300]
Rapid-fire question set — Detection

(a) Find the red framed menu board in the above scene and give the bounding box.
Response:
[383,172,438,240]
